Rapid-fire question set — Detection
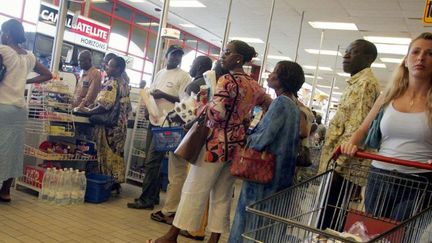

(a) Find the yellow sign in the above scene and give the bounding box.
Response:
[424,0,432,24]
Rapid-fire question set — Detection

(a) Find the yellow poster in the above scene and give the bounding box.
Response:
[424,0,432,24]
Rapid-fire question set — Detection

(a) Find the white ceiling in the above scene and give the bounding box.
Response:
[121,0,429,94]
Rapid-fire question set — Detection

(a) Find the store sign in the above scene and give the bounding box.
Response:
[161,28,181,39]
[38,3,110,51]
[424,0,432,24]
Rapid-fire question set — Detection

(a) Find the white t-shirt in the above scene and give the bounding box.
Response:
[150,68,190,126]
[0,45,36,107]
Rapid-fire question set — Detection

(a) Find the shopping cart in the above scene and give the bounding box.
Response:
[242,147,432,242]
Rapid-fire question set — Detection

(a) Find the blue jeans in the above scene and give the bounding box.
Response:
[365,167,432,221]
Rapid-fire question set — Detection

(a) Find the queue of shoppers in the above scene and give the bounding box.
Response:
[3,13,432,243]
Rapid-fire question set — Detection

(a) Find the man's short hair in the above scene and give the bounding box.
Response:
[355,39,378,62]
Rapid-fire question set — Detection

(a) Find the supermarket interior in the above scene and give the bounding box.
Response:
[0,0,431,242]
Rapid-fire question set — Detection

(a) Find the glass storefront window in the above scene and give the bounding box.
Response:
[129,27,147,57]
[135,13,152,29]
[142,73,152,87]
[126,68,142,88]
[146,34,157,62]
[198,41,209,54]
[24,0,41,23]
[92,2,113,14]
[131,57,144,71]
[109,19,130,52]
[144,60,154,74]
[90,10,110,26]
[180,48,197,72]
[183,34,198,49]
[69,2,83,13]
[114,3,132,22]
[0,0,23,18]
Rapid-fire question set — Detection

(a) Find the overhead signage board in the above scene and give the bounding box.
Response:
[38,3,110,52]
[424,0,432,24]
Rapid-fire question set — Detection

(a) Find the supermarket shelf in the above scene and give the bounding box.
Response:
[24,145,97,161]
[126,176,144,183]
[15,179,42,193]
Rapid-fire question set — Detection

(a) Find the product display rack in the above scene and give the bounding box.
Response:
[16,82,95,194]
[125,98,150,183]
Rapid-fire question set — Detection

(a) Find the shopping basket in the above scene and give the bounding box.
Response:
[151,126,184,152]
[242,147,432,242]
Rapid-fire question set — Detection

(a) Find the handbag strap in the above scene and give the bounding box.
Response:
[223,73,240,161]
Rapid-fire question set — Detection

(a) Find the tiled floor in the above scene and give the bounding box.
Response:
[0,182,239,243]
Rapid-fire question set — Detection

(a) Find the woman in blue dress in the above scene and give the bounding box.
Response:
[228,60,305,242]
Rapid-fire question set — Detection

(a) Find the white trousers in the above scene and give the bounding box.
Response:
[172,147,235,233]
[161,152,188,215]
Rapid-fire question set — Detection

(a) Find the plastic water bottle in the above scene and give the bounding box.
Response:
[78,172,87,204]
[61,170,72,205]
[39,168,52,201]
[47,168,59,203]
[70,170,80,205]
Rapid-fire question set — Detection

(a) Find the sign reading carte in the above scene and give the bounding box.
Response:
[38,3,110,51]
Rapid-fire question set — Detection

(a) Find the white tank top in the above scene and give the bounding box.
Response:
[0,45,36,107]
[372,103,432,173]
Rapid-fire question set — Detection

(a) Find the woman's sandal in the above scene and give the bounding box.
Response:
[150,211,174,225]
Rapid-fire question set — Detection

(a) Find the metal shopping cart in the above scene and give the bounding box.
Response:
[242,148,432,242]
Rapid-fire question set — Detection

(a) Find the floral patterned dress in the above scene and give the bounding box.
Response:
[93,77,131,183]
[205,73,272,163]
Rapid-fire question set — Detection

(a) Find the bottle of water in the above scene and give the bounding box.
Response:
[78,171,87,204]
[70,170,80,205]
[61,170,72,205]
[55,169,66,205]
[47,168,59,203]
[39,168,52,201]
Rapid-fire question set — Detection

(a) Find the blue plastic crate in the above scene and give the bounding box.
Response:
[85,173,114,203]
[151,126,185,152]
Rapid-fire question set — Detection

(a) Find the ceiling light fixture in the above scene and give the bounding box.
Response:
[230,37,264,44]
[305,49,342,56]
[91,0,109,2]
[337,72,350,77]
[375,44,408,55]
[317,85,340,90]
[267,55,291,60]
[180,23,197,28]
[332,91,343,95]
[380,57,404,64]
[303,65,333,71]
[308,21,358,30]
[159,0,206,8]
[364,36,412,45]
[371,63,387,68]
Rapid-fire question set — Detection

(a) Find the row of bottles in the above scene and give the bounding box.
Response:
[39,168,87,205]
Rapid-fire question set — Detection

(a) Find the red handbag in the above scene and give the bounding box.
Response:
[230,146,276,184]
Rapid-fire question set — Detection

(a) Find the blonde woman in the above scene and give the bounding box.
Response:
[341,32,432,221]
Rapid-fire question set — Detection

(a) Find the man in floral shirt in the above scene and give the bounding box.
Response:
[319,39,380,229]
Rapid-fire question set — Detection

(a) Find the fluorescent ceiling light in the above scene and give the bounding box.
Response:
[137,22,159,27]
[267,55,291,60]
[160,0,206,8]
[332,91,343,95]
[317,85,339,89]
[92,0,108,2]
[380,57,404,64]
[230,37,264,44]
[305,74,323,80]
[376,44,408,55]
[364,36,411,45]
[337,72,350,77]
[308,21,358,30]
[180,23,197,28]
[371,63,387,68]
[303,65,333,71]
[129,0,146,2]
[305,49,342,56]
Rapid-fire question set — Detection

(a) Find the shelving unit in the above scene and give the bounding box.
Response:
[125,98,150,183]
[17,82,95,193]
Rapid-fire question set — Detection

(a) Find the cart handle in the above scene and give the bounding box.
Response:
[333,146,432,170]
